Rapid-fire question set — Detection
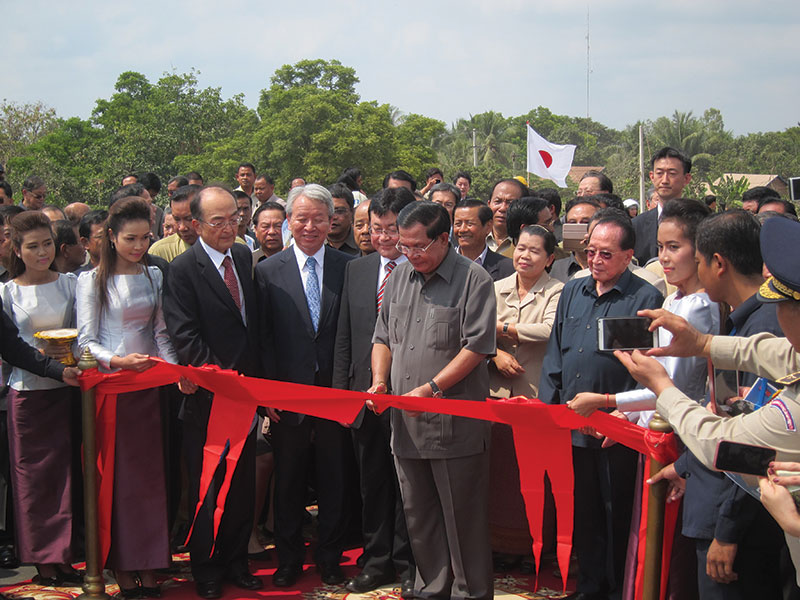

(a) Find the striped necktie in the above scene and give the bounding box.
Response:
[305,256,320,331]
[377,260,396,313]
[221,256,242,311]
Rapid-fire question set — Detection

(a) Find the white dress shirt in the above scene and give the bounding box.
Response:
[199,238,246,324]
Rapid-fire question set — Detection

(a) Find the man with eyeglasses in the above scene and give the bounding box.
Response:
[332,187,416,596]
[539,212,663,600]
[368,201,497,600]
[326,183,360,255]
[149,185,202,262]
[164,186,264,599]
[20,176,46,210]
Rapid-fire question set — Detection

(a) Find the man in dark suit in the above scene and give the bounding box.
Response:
[453,199,514,281]
[256,184,354,588]
[332,187,416,596]
[163,186,263,599]
[632,146,692,265]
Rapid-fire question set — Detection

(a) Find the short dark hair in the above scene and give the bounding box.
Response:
[22,175,45,192]
[110,182,148,206]
[532,187,562,216]
[78,209,109,239]
[650,146,692,174]
[369,187,416,218]
[328,183,355,210]
[0,204,24,225]
[423,167,444,181]
[759,197,797,217]
[383,170,417,191]
[122,173,139,183]
[42,204,66,219]
[336,173,359,192]
[139,172,162,196]
[171,184,201,206]
[589,192,624,211]
[255,173,275,185]
[453,171,472,185]
[506,197,550,244]
[0,181,12,198]
[168,175,189,189]
[580,170,613,194]
[590,210,635,251]
[565,197,602,216]
[695,210,762,276]
[454,199,493,225]
[397,201,450,240]
[742,186,779,206]
[343,167,362,182]
[518,224,557,256]
[185,171,203,183]
[252,201,286,226]
[490,178,529,199]
[233,190,252,208]
[53,219,79,253]
[756,210,799,225]
[237,163,256,174]
[660,198,711,250]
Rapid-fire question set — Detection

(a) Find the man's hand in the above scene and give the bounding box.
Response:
[177,376,198,395]
[706,539,738,584]
[647,462,686,503]
[638,309,713,359]
[366,382,387,414]
[614,350,675,396]
[401,384,428,417]
[62,367,82,387]
[492,350,525,378]
[266,407,281,422]
[567,392,606,417]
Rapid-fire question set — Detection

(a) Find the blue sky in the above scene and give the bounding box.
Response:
[5,0,799,136]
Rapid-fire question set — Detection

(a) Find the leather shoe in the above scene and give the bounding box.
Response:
[562,592,608,600]
[400,578,415,598]
[194,581,222,599]
[318,563,345,585]
[226,572,263,590]
[272,564,302,587]
[345,572,395,593]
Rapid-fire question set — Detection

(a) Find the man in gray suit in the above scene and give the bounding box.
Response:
[368,202,497,600]
[332,187,416,596]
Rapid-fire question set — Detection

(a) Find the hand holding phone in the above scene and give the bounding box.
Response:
[597,317,658,352]
[714,440,776,476]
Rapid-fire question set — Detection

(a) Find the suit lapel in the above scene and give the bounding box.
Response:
[318,247,338,332]
[194,244,241,318]
[232,247,255,325]
[279,249,316,337]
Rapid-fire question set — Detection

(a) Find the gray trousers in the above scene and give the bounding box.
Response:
[395,452,493,600]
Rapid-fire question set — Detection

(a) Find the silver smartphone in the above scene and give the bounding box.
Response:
[597,316,658,352]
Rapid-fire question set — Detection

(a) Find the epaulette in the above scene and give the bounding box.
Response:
[776,371,800,386]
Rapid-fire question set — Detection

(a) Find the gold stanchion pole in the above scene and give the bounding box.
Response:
[76,347,110,600]
[642,412,673,600]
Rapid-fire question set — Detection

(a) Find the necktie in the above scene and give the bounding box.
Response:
[377,260,396,313]
[221,256,242,311]
[305,256,321,331]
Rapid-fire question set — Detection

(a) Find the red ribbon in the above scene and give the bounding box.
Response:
[80,360,678,596]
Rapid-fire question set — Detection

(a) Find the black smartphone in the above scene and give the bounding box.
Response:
[597,316,657,351]
[714,440,776,476]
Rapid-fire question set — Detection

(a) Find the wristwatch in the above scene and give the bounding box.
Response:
[428,379,443,398]
[503,322,510,333]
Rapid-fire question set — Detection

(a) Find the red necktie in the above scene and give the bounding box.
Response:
[222,255,242,311]
[377,260,396,313]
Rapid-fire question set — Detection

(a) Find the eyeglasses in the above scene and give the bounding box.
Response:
[369,226,399,238]
[584,248,618,260]
[333,207,351,216]
[395,237,437,257]
[201,216,242,230]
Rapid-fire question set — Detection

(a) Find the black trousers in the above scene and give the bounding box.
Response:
[351,408,413,579]
[271,415,349,568]
[182,392,256,584]
[572,444,638,598]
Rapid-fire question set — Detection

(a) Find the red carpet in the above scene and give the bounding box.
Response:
[0,548,573,599]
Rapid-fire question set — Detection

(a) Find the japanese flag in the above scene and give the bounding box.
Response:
[526,123,576,188]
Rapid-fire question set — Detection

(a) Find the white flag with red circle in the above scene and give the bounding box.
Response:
[526,122,576,188]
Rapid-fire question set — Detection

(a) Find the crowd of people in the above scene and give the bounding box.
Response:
[0,147,799,600]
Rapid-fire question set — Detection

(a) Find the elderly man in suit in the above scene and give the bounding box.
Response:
[332,187,417,596]
[256,184,354,588]
[632,147,692,265]
[453,199,514,282]
[163,186,263,599]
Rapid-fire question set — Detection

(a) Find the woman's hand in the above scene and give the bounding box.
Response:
[177,376,198,395]
[759,477,800,537]
[768,462,800,486]
[647,462,686,503]
[492,350,525,378]
[110,353,154,372]
[567,392,607,417]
